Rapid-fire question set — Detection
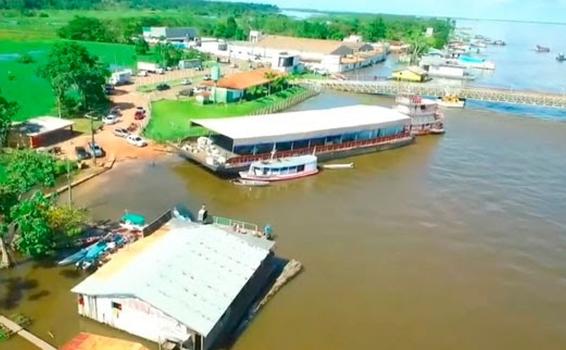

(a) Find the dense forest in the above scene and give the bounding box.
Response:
[1,0,453,48]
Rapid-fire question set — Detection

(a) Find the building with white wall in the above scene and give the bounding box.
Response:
[71,219,275,350]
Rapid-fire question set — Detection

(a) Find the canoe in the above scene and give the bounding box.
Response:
[321,163,354,169]
[232,179,270,187]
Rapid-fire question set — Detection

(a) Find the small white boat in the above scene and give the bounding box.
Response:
[232,179,270,187]
[239,155,318,182]
[437,95,466,108]
[321,163,354,169]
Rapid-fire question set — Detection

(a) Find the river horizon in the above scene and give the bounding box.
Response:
[2,91,566,350]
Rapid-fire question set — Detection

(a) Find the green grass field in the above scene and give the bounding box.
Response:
[145,87,306,142]
[0,40,137,121]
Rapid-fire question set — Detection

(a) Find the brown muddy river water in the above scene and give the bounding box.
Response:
[2,92,566,350]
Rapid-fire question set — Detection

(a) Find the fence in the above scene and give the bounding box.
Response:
[250,86,321,116]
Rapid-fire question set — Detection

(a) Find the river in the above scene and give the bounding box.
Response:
[2,91,566,350]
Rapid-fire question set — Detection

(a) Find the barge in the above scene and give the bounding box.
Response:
[178,105,414,175]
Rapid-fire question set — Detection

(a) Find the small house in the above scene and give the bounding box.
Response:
[9,116,74,148]
[143,27,198,43]
[71,219,275,350]
[205,68,283,103]
[391,66,429,82]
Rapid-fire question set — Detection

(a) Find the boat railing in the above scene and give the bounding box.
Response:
[226,132,411,166]
[212,216,261,235]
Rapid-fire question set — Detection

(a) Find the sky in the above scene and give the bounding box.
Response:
[228,0,566,23]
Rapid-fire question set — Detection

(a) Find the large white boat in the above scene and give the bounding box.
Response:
[239,155,319,182]
[393,95,445,136]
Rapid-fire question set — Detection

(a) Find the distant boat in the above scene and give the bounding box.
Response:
[239,155,319,182]
[492,40,506,46]
[556,53,566,62]
[437,95,466,109]
[321,163,354,169]
[535,45,550,53]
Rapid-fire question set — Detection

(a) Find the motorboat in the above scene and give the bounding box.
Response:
[492,40,506,46]
[556,53,566,62]
[437,95,466,108]
[535,45,550,53]
[239,155,318,182]
[321,163,354,169]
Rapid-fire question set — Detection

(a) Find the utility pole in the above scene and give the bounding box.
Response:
[90,113,97,166]
[66,157,73,207]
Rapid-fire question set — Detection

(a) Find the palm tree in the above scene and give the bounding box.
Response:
[264,71,278,95]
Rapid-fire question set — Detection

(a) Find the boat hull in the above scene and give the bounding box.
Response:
[239,169,319,182]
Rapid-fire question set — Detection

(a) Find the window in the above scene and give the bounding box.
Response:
[292,139,309,149]
[276,141,292,151]
[342,133,357,142]
[255,143,275,154]
[325,135,342,145]
[297,165,305,171]
[288,166,297,173]
[112,302,122,310]
[310,137,325,146]
[357,131,372,140]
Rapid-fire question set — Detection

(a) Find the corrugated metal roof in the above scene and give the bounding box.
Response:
[71,220,274,337]
[191,105,411,146]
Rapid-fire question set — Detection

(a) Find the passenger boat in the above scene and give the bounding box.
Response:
[492,40,506,46]
[556,53,565,62]
[437,95,466,108]
[393,95,445,136]
[321,163,354,169]
[239,155,318,182]
[231,179,270,187]
[535,45,550,53]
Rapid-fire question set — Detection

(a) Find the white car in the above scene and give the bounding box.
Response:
[103,114,119,125]
[113,128,129,138]
[127,134,147,147]
[137,70,148,77]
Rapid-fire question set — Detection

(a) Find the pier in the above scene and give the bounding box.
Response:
[0,315,57,350]
[301,79,566,108]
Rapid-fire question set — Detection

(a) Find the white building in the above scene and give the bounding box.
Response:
[71,219,275,350]
[224,34,386,73]
[425,27,434,38]
[271,52,301,73]
[143,27,199,44]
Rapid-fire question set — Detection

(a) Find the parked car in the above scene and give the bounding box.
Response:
[203,74,211,81]
[104,84,114,95]
[156,68,165,75]
[137,70,148,77]
[74,146,92,160]
[87,142,105,158]
[156,83,170,91]
[103,114,119,125]
[195,66,204,71]
[134,106,146,120]
[109,106,121,116]
[127,134,147,147]
[113,128,129,138]
[181,79,192,85]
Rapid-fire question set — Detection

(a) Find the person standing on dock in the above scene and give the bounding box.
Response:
[198,204,208,223]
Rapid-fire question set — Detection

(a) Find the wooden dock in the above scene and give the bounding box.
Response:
[301,79,566,108]
[0,315,56,350]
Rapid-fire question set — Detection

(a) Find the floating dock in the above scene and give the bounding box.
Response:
[0,314,56,350]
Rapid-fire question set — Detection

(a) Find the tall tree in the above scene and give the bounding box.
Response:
[0,90,18,147]
[225,16,238,39]
[57,16,114,42]
[38,42,110,117]
[10,192,53,258]
[6,150,56,195]
[363,17,387,42]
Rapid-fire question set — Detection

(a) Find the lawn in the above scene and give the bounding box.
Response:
[145,86,307,142]
[0,40,137,121]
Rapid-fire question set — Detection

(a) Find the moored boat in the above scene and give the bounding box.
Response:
[437,95,466,108]
[393,95,445,136]
[556,53,565,62]
[535,45,550,53]
[239,155,318,182]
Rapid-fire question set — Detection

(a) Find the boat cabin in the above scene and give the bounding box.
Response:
[250,155,317,177]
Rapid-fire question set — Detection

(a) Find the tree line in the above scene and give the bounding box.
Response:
[55,12,453,49]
